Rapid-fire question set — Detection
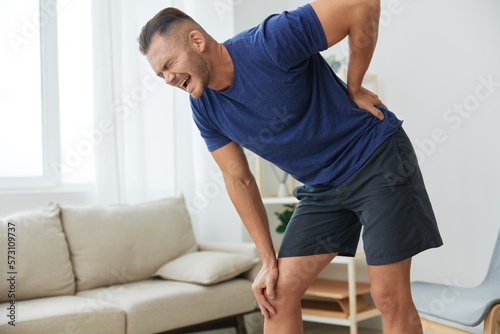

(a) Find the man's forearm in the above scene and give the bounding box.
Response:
[347,0,380,94]
[224,174,276,264]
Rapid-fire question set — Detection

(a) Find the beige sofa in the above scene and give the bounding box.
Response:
[0,197,260,334]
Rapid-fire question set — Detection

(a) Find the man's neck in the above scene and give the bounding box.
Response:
[207,43,234,91]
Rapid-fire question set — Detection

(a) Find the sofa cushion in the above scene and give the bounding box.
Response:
[155,251,259,285]
[77,278,257,334]
[61,197,197,291]
[0,204,75,302]
[0,295,125,334]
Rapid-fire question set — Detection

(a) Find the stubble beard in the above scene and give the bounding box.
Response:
[187,48,210,98]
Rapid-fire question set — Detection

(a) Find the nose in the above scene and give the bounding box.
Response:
[164,72,175,86]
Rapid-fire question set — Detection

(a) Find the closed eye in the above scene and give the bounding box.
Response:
[156,61,171,78]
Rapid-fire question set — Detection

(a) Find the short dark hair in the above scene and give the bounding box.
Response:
[138,7,195,55]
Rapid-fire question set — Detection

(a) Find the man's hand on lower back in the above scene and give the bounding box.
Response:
[349,86,387,121]
[251,260,279,318]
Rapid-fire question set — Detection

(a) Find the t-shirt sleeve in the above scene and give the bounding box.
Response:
[190,98,232,152]
[260,4,328,71]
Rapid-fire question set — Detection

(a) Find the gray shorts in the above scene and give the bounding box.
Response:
[278,127,443,265]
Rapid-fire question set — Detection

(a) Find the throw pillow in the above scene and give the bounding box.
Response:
[155,251,259,285]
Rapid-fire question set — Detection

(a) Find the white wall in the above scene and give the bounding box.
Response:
[368,0,500,288]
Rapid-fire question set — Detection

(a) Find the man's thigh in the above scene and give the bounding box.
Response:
[368,258,412,294]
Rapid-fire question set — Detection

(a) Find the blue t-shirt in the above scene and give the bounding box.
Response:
[191,4,402,187]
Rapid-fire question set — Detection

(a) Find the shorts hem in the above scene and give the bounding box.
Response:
[277,248,355,259]
[365,242,443,266]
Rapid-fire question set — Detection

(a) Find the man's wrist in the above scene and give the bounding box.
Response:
[347,85,362,96]
[260,253,278,266]
[346,74,363,95]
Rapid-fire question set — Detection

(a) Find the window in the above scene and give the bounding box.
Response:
[0,0,94,191]
[0,0,44,179]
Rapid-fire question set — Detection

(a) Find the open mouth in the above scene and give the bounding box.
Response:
[179,75,191,91]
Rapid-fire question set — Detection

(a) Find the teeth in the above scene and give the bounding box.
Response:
[179,75,189,89]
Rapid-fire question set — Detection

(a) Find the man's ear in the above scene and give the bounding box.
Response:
[188,30,206,53]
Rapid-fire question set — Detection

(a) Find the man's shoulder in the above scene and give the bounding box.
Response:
[225,4,325,71]
[226,4,316,45]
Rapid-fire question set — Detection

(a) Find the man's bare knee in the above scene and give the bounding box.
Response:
[272,275,308,311]
[370,287,401,318]
[272,253,337,312]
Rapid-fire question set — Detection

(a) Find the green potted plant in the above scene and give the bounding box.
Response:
[274,204,296,233]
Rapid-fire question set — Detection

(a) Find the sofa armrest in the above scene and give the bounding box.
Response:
[197,242,262,281]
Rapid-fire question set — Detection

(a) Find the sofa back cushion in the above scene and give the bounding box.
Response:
[61,197,198,291]
[0,204,75,302]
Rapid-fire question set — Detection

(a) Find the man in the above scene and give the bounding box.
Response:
[138,0,443,332]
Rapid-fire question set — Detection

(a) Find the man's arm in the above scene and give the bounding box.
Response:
[310,0,386,119]
[211,141,278,318]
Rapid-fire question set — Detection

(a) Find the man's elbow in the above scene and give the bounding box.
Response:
[223,170,255,190]
[354,0,380,17]
[235,174,256,189]
[367,0,380,18]
[350,0,380,43]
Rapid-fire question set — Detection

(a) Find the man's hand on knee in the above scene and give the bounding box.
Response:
[251,260,279,318]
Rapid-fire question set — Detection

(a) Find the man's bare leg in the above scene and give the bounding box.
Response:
[368,258,423,334]
[263,253,337,334]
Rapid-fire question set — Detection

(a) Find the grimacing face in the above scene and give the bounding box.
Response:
[146,32,210,99]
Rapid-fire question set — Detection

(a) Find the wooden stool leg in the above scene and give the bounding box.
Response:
[484,304,500,334]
